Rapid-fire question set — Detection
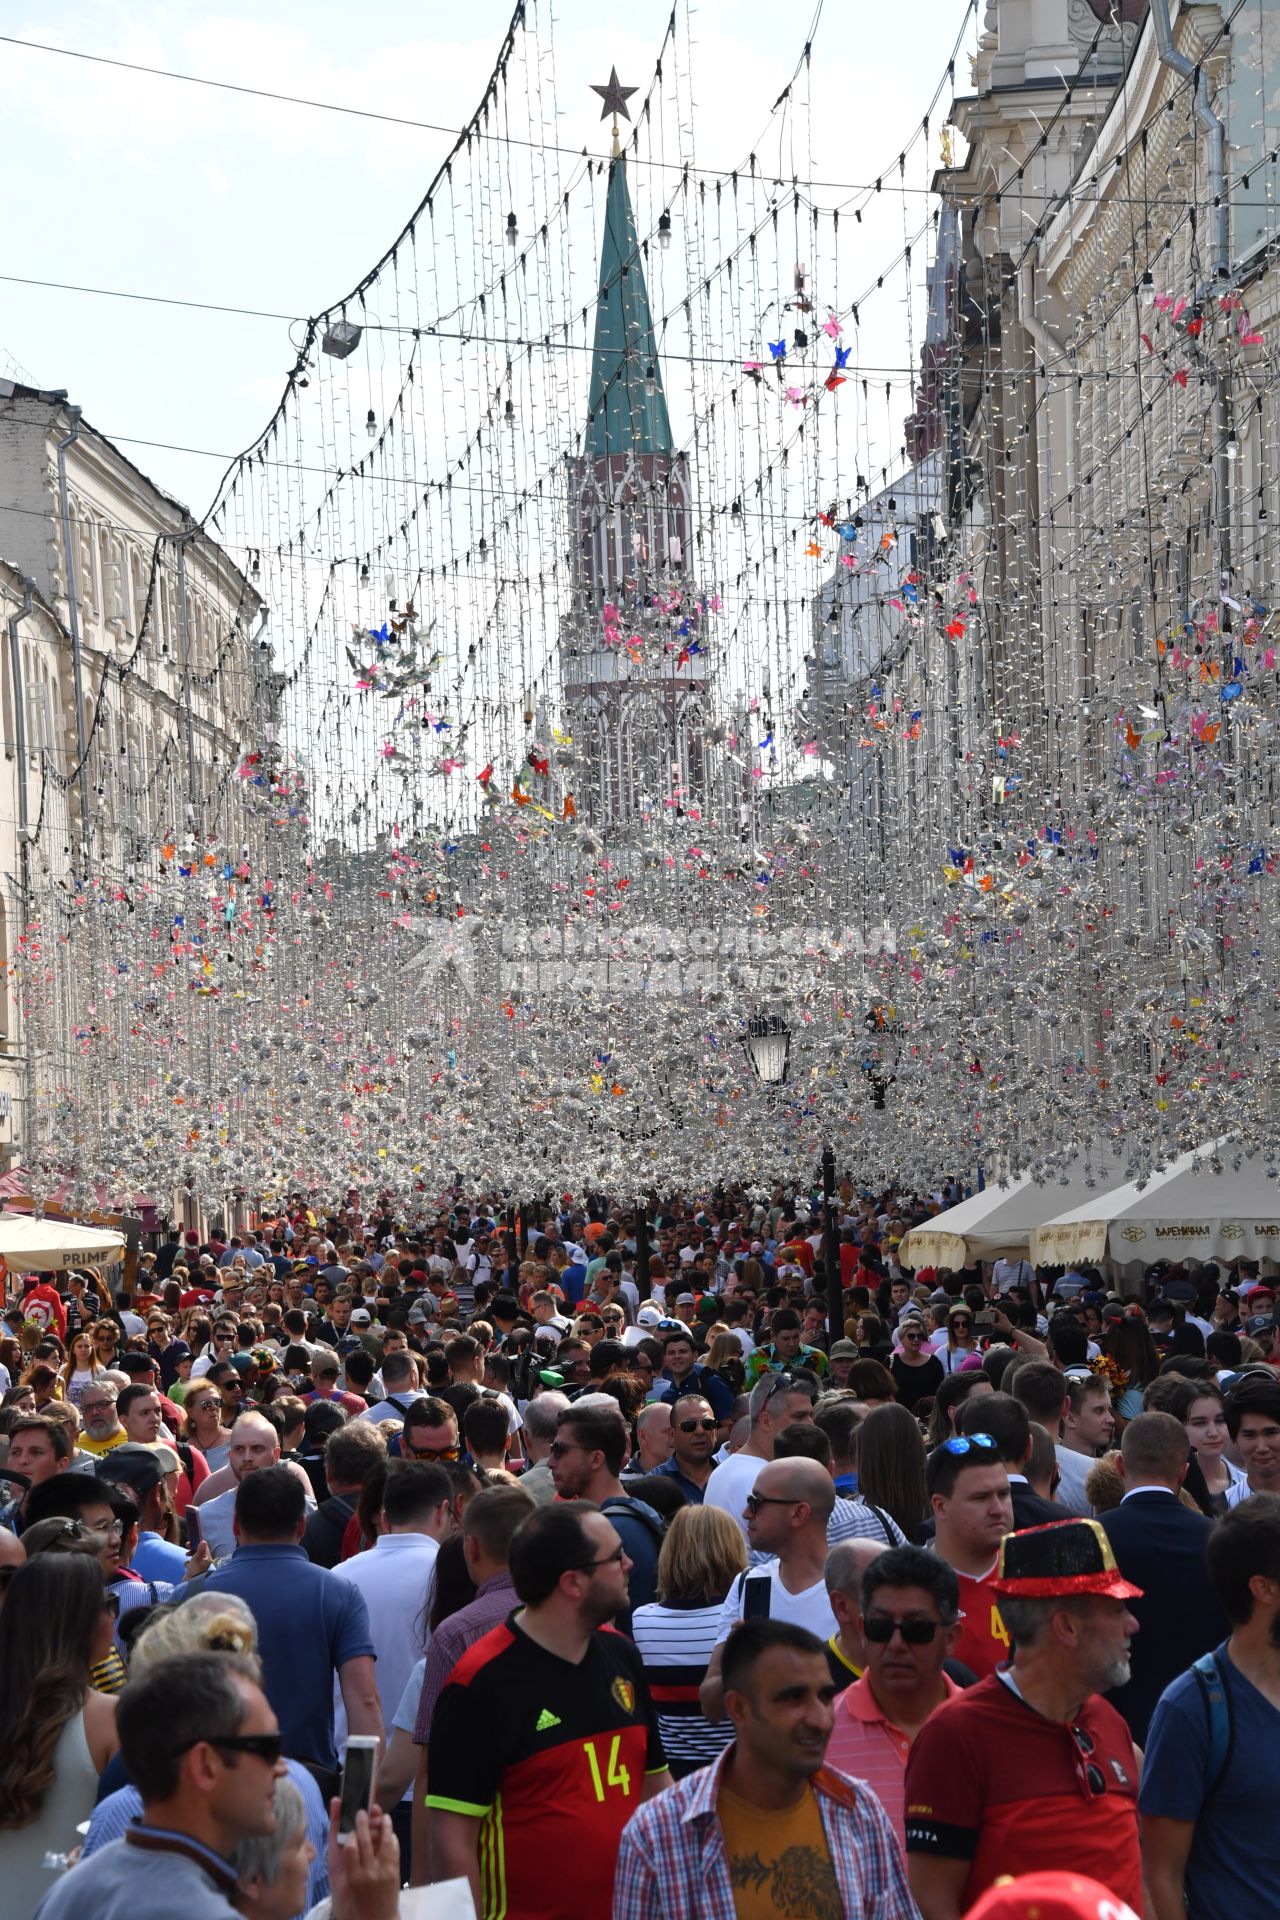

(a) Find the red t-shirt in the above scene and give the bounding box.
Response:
[905,1674,1141,1913]
[950,1564,1012,1680]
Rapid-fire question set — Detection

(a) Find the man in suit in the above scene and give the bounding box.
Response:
[1098,1411,1226,1742]
[956,1391,1061,1528]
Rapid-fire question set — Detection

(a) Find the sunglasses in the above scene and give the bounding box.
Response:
[103,1593,121,1620]
[548,1439,583,1459]
[937,1434,997,1456]
[573,1542,626,1572]
[745,1490,798,1515]
[950,1318,972,1329]
[192,1731,285,1766]
[407,1444,459,1462]
[1070,1724,1106,1799]
[678,1418,717,1433]
[863,1614,946,1645]
[190,1400,221,1414]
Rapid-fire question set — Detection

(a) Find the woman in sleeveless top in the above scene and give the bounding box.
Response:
[0,1552,120,1917]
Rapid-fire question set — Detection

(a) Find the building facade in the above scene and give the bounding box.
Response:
[0,381,269,1176]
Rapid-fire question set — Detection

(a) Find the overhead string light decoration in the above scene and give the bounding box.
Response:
[33,0,1280,1215]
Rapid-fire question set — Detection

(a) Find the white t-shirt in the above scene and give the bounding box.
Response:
[716,1562,838,1643]
[703,1450,766,1539]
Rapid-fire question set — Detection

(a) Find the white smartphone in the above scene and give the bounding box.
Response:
[337,1735,379,1842]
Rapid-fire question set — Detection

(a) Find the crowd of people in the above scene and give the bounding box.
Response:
[0,1186,1277,1920]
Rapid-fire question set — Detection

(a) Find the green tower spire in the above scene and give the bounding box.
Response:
[584,152,673,461]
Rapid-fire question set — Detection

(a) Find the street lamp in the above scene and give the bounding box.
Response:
[860,1004,904,1111]
[743,1013,840,1345]
[742,1014,792,1084]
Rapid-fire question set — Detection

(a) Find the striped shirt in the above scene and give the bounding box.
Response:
[829,1497,906,1547]
[629,1600,734,1776]
[825,1669,962,1849]
[613,1745,918,1920]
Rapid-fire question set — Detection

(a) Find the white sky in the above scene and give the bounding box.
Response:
[2,0,975,517]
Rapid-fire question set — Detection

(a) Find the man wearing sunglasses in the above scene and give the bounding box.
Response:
[33,1649,288,1920]
[826,1545,963,1850]
[651,1394,717,1505]
[905,1517,1142,1920]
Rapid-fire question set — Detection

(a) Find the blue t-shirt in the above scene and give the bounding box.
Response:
[189,1543,374,1770]
[1140,1641,1280,1920]
[131,1531,189,1584]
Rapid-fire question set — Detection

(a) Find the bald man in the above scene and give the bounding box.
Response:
[825,1537,889,1690]
[700,1456,840,1722]
[189,1410,314,1562]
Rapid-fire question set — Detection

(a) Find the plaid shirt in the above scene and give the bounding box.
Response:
[612,1745,920,1920]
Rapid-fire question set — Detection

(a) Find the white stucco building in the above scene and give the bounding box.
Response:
[0,381,271,1174]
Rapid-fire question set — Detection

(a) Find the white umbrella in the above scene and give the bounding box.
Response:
[1029,1138,1277,1268]
[0,1212,125,1271]
[898,1145,1132,1270]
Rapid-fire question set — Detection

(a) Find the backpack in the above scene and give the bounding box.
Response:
[1192,1648,1235,1808]
[599,1495,667,1552]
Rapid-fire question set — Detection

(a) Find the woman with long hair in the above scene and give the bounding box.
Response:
[856,1402,928,1541]
[937,1302,981,1373]
[59,1331,105,1408]
[704,1331,746,1398]
[630,1505,749,1778]
[1166,1377,1249,1514]
[19,1359,64,1409]
[1102,1309,1161,1424]
[0,1553,120,1916]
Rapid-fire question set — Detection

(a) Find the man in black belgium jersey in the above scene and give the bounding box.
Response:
[427,1501,671,1920]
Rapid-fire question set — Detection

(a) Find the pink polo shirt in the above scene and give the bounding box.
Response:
[825,1669,962,1849]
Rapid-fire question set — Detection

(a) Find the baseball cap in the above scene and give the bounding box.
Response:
[226,1352,256,1375]
[407,1304,429,1325]
[828,1338,859,1359]
[964,1873,1139,1920]
[990,1518,1142,1601]
[1244,1314,1274,1338]
[97,1448,165,1497]
[350,1308,372,1326]
[636,1305,663,1328]
[676,1292,696,1307]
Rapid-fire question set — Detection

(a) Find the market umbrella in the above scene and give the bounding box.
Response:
[898,1145,1132,1270]
[1029,1138,1277,1268]
[0,1212,126,1271]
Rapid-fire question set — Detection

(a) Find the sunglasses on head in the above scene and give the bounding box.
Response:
[937,1433,997,1456]
[678,1417,716,1432]
[762,1369,818,1409]
[863,1614,946,1644]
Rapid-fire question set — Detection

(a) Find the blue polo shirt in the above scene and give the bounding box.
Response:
[651,1459,707,1505]
[188,1543,374,1770]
